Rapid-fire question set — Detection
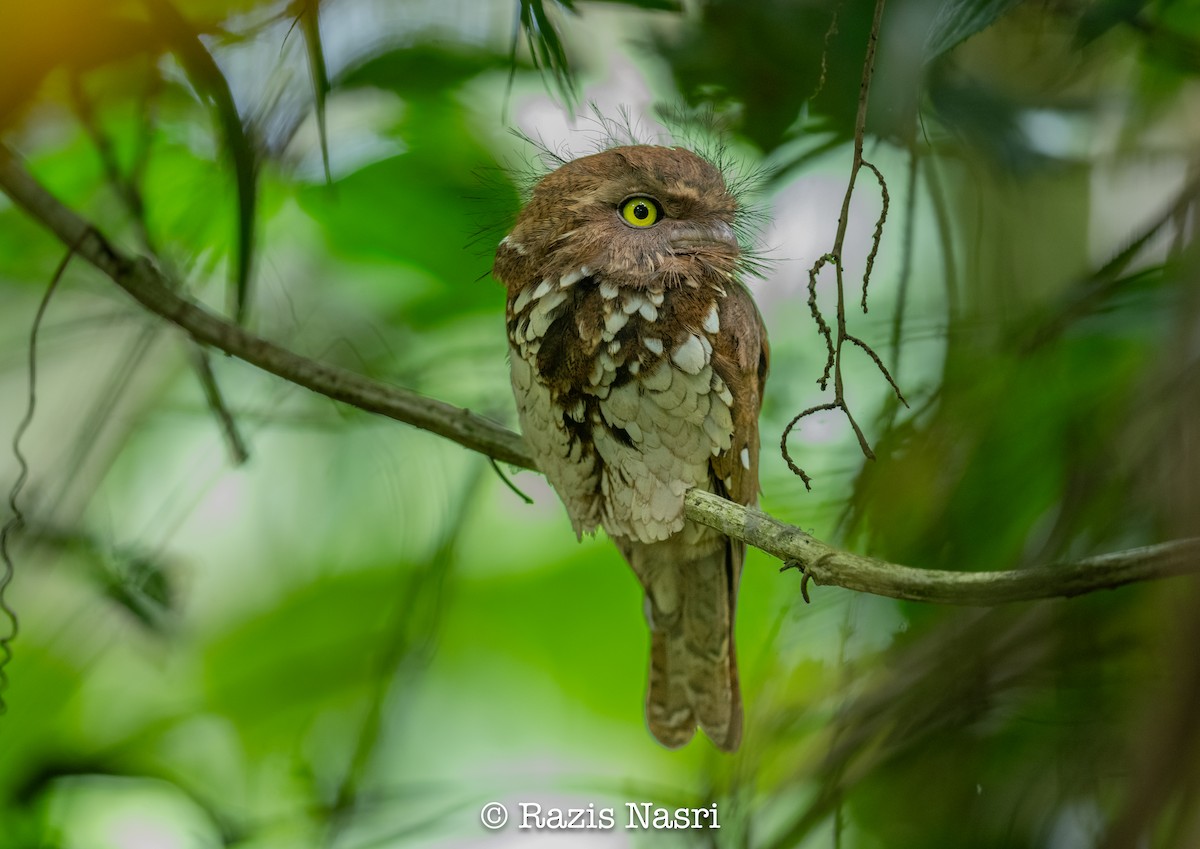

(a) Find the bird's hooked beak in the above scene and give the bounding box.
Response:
[671,220,738,253]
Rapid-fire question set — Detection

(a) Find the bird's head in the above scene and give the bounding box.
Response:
[495,145,743,290]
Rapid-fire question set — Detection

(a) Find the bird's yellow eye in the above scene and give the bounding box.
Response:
[620,196,661,228]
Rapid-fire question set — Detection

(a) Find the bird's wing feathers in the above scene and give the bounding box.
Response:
[710,280,769,508]
[505,267,606,539]
[623,280,766,753]
[509,348,602,538]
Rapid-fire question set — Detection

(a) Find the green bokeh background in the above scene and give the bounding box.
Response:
[1,0,1198,847]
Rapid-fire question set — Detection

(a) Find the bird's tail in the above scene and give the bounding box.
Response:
[622,533,743,752]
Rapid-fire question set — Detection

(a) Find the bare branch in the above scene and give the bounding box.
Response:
[685,490,1200,605]
[3,142,1198,610]
[0,143,533,471]
[791,0,898,485]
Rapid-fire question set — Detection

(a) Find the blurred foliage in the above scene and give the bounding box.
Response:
[0,0,1199,848]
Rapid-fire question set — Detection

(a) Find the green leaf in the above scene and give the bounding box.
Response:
[201,565,430,738]
[295,0,332,185]
[653,0,859,152]
[295,88,520,328]
[100,554,174,632]
[588,0,682,9]
[1076,0,1149,44]
[517,0,578,106]
[146,0,258,323]
[339,42,512,97]
[923,0,1025,62]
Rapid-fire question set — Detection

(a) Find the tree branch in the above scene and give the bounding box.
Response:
[2,143,1198,606]
[685,490,1200,605]
[0,143,531,471]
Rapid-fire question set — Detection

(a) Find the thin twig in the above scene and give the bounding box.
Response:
[846,334,907,406]
[839,400,876,460]
[808,253,837,389]
[888,144,919,370]
[324,470,475,844]
[811,0,844,102]
[188,346,250,465]
[489,458,534,504]
[69,74,151,250]
[1,244,78,712]
[42,324,160,525]
[71,74,250,463]
[781,402,837,490]
[791,0,898,484]
[922,152,959,320]
[859,158,889,312]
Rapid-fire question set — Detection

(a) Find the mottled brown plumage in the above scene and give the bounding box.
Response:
[494,145,768,751]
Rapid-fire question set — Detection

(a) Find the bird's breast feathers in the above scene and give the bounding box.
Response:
[505,266,759,544]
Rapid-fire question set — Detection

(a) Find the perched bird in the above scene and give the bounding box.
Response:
[494,144,769,751]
